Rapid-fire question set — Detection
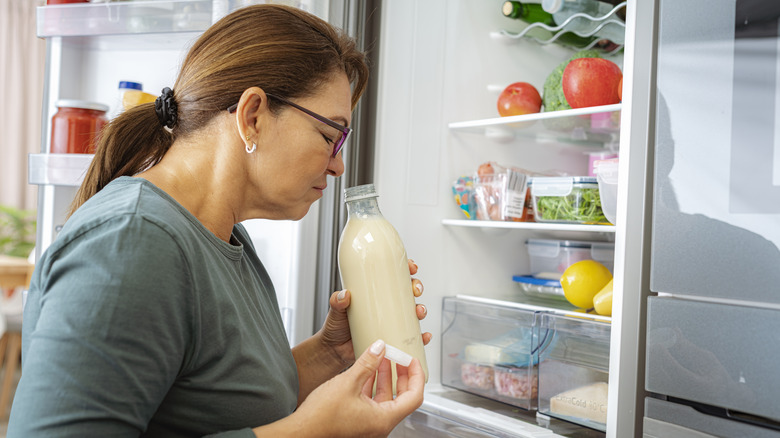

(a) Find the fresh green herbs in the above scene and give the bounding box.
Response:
[0,205,36,258]
[535,188,607,224]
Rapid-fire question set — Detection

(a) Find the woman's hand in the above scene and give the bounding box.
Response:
[320,259,432,365]
[281,340,425,438]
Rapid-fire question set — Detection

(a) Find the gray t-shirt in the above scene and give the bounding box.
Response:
[9,177,298,437]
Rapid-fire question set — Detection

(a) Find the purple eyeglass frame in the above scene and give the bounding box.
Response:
[227,93,352,157]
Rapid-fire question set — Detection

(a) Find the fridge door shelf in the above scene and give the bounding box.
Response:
[491,2,626,54]
[448,104,621,148]
[37,0,213,39]
[29,153,93,187]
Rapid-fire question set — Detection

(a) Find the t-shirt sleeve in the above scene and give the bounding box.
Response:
[10,215,195,436]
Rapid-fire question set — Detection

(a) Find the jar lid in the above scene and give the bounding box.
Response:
[56,99,109,112]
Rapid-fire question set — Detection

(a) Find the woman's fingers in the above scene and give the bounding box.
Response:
[391,358,425,411]
[373,358,394,402]
[416,304,427,320]
[407,259,418,276]
[412,279,423,297]
[330,289,350,310]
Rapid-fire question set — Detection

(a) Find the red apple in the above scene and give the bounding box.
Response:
[618,76,623,101]
[562,58,623,109]
[497,82,542,117]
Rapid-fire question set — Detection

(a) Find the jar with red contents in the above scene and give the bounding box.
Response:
[50,100,109,154]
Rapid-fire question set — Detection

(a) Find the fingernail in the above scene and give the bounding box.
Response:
[415,282,423,295]
[420,304,427,316]
[370,339,385,356]
[337,289,346,301]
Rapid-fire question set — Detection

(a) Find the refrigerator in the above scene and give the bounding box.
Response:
[31,1,631,437]
[643,0,780,436]
[33,0,780,437]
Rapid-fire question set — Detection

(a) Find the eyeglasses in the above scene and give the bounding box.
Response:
[228,93,352,158]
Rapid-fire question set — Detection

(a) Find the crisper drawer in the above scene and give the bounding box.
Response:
[441,297,553,411]
[538,312,611,432]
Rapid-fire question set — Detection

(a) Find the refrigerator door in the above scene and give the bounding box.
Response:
[649,0,780,303]
[646,297,780,426]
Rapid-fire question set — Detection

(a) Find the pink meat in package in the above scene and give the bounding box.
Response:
[474,162,533,222]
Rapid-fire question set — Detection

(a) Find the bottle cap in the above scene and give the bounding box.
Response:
[542,0,563,13]
[344,184,378,202]
[118,81,143,91]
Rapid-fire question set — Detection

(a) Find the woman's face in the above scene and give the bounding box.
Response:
[250,73,352,220]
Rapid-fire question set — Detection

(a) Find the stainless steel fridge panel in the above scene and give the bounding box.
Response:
[646,297,780,423]
[650,0,780,303]
[644,397,780,438]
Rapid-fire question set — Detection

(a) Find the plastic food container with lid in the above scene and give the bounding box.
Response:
[594,158,619,225]
[50,99,109,154]
[527,238,615,275]
[530,176,608,224]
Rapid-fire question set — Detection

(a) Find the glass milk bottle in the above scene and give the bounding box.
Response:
[337,184,429,385]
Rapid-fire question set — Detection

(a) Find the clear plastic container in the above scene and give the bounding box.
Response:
[530,176,608,224]
[441,297,554,410]
[594,158,619,225]
[587,150,618,176]
[538,312,611,431]
[512,275,565,301]
[526,238,615,275]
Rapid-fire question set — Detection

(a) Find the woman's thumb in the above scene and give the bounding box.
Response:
[352,339,386,379]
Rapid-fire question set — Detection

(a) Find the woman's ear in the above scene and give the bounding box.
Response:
[234,87,269,148]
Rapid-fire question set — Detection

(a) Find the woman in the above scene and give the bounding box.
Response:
[9,5,429,437]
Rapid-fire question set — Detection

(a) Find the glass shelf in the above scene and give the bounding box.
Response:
[442,218,615,233]
[37,0,213,38]
[448,104,621,147]
[28,153,93,187]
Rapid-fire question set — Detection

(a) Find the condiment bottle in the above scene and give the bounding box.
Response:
[110,80,143,119]
[50,99,109,154]
[337,184,429,388]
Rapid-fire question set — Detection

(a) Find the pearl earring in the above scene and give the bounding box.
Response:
[245,133,256,154]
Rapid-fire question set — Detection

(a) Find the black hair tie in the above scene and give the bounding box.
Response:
[154,87,178,129]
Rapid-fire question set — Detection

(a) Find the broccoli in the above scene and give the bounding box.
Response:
[542,49,602,112]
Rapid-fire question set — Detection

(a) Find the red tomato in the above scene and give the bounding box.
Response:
[562,58,623,109]
[618,76,623,102]
[497,82,542,117]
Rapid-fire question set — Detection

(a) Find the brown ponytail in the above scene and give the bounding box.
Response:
[69,4,369,216]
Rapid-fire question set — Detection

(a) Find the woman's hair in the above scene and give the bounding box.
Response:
[69,4,369,215]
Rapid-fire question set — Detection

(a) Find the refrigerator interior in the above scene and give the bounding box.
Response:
[374,1,627,436]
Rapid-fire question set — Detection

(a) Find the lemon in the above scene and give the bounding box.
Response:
[561,260,612,309]
[593,279,614,316]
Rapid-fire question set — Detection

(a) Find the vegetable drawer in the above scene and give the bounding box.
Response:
[538,312,611,432]
[440,296,555,411]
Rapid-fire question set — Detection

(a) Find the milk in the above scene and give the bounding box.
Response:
[337,185,429,387]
